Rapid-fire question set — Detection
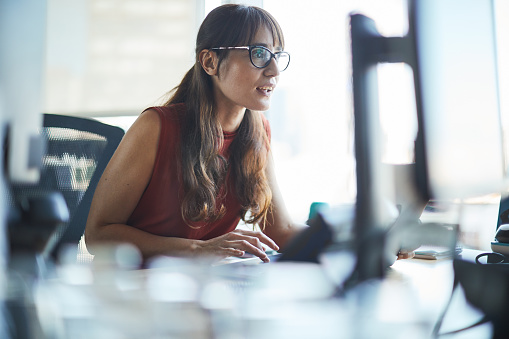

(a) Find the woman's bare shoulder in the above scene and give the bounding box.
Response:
[120,109,161,145]
[132,108,161,130]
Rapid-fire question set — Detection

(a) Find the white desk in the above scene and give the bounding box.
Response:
[30,248,493,339]
[389,250,492,338]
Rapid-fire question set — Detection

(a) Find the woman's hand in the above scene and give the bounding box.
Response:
[198,229,279,262]
[397,249,415,260]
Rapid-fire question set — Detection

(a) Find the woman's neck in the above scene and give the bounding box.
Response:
[217,106,246,133]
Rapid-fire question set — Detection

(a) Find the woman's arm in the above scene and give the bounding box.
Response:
[85,109,277,261]
[263,151,308,250]
[85,109,189,258]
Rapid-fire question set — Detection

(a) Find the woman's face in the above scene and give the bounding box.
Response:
[211,25,281,114]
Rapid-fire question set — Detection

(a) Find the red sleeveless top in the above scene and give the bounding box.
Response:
[126,104,270,240]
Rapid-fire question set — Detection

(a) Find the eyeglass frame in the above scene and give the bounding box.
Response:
[209,45,290,71]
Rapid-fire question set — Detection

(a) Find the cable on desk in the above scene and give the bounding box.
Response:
[432,256,493,338]
[475,251,508,264]
[431,274,459,338]
[436,316,490,337]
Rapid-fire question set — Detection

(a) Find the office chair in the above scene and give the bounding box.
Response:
[9,114,125,263]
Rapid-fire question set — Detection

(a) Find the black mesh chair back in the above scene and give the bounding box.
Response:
[9,114,125,261]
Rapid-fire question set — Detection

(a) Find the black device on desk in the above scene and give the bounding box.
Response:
[277,212,334,263]
[222,211,335,268]
[479,195,509,263]
[450,199,509,338]
[490,197,509,257]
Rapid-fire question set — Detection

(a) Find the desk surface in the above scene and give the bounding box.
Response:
[30,249,494,339]
[389,249,491,338]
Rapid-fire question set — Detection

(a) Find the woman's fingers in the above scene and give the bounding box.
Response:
[227,239,269,262]
[202,230,279,263]
[232,229,279,251]
[225,231,276,262]
[397,250,415,260]
[223,247,244,258]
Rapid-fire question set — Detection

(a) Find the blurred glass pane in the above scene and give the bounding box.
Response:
[44,0,199,115]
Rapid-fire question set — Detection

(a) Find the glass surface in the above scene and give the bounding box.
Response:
[414,0,505,199]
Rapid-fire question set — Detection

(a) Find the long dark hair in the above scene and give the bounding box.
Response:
[164,4,284,228]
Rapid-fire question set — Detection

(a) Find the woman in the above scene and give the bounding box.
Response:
[85,4,306,263]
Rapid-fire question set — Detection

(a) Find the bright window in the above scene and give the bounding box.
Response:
[263,0,410,222]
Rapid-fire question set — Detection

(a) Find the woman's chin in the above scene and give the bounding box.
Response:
[247,102,271,112]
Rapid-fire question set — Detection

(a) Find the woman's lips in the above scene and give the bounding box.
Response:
[256,86,274,96]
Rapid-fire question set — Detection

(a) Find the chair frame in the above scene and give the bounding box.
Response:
[42,114,125,258]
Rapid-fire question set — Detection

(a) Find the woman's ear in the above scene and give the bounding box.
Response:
[199,49,218,75]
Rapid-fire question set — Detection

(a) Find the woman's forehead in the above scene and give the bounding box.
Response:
[250,25,283,49]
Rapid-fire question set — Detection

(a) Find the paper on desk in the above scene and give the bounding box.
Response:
[414,245,462,260]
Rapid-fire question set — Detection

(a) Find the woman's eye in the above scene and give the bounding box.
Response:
[253,49,266,59]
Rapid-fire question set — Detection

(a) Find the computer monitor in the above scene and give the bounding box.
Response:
[349,0,505,283]
[349,12,424,282]
[0,0,46,184]
[410,0,505,201]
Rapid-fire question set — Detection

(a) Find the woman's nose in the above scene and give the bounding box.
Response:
[264,57,280,77]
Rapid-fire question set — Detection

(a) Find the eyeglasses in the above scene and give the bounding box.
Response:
[210,45,290,72]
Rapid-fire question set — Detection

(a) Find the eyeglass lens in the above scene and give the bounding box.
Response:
[250,47,289,71]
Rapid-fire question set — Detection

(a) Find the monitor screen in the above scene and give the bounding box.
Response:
[411,0,505,200]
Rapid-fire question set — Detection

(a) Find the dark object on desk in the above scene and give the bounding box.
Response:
[491,225,509,256]
[8,114,124,261]
[454,258,509,339]
[497,196,509,226]
[491,198,509,256]
[8,191,69,254]
[277,212,333,263]
[495,224,509,243]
